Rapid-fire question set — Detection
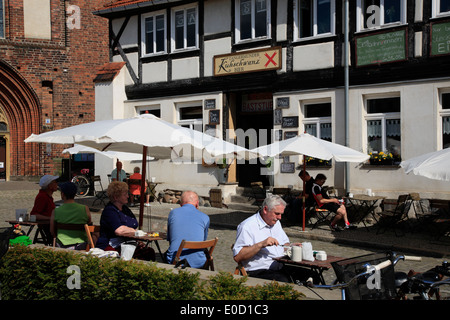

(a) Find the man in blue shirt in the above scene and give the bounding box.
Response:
[165,191,210,268]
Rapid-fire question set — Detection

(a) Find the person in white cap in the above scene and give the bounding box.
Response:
[30,175,59,244]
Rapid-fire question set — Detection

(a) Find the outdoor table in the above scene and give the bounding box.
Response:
[345,194,386,231]
[146,180,163,203]
[125,231,167,261]
[273,255,344,285]
[6,220,51,245]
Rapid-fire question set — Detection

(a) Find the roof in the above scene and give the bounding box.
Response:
[93,62,126,83]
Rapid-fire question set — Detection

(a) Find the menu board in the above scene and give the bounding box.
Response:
[356,29,407,66]
[431,21,450,56]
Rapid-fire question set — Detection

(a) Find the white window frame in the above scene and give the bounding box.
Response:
[177,102,203,132]
[235,0,271,43]
[293,0,336,41]
[439,90,450,149]
[364,95,401,156]
[432,0,450,17]
[356,0,407,32]
[141,11,167,57]
[171,4,199,52]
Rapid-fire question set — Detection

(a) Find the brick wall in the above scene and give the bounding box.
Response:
[0,0,109,179]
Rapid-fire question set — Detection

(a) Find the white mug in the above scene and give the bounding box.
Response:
[291,245,302,262]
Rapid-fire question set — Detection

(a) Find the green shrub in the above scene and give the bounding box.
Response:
[0,246,304,300]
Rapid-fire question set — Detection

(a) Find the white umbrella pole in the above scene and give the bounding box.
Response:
[139,145,147,229]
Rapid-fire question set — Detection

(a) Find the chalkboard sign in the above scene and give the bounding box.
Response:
[280,162,295,173]
[431,21,450,56]
[204,99,216,110]
[205,124,216,137]
[276,97,289,109]
[356,29,407,67]
[209,110,220,124]
[282,116,299,128]
[284,131,298,140]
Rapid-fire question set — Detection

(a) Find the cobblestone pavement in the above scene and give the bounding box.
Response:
[1,181,449,288]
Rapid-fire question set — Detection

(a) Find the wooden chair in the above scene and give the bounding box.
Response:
[376,194,412,236]
[52,223,89,249]
[309,207,332,229]
[172,237,218,271]
[233,262,248,276]
[127,178,143,205]
[250,181,266,207]
[92,175,108,206]
[84,224,101,251]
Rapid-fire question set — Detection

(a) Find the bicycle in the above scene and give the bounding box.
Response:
[71,168,92,197]
[396,260,450,300]
[303,251,421,300]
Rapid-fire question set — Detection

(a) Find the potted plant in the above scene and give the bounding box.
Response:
[369,151,394,165]
[217,158,230,184]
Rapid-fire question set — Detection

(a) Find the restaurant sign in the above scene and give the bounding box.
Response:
[214,47,281,76]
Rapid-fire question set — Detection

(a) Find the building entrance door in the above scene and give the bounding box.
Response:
[236,93,273,187]
[0,136,6,180]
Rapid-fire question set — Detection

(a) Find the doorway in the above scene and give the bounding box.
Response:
[236,92,273,187]
[0,136,6,180]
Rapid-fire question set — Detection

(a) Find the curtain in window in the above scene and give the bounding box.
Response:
[305,124,317,137]
[320,123,332,141]
[367,120,382,137]
[443,116,450,134]
[386,119,400,137]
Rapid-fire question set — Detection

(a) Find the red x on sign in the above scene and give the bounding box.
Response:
[264,52,278,67]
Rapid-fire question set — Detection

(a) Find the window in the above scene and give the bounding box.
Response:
[142,12,166,56]
[365,97,401,162]
[441,92,450,149]
[172,5,198,51]
[294,0,335,40]
[303,102,332,141]
[235,0,271,42]
[433,0,450,17]
[178,105,203,132]
[357,0,406,32]
[0,0,4,38]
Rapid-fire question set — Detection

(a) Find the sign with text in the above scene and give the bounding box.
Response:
[431,21,450,56]
[214,47,281,76]
[356,29,407,67]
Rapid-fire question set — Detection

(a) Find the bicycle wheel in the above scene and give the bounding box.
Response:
[71,175,90,197]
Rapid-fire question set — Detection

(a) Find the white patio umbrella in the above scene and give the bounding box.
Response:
[62,144,154,161]
[400,148,450,181]
[251,133,370,231]
[25,114,257,227]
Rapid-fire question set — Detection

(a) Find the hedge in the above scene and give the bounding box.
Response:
[0,246,304,300]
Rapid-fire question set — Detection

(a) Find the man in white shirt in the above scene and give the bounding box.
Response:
[232,195,292,282]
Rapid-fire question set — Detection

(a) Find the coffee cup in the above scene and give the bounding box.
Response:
[291,245,302,262]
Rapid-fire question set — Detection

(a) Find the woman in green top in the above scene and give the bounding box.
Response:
[50,182,92,250]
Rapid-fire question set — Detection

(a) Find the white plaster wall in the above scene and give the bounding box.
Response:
[293,42,334,71]
[172,57,200,80]
[204,0,231,35]
[94,67,128,186]
[23,0,51,39]
[142,61,168,83]
[348,80,450,199]
[112,16,138,49]
[276,0,288,42]
[203,37,231,77]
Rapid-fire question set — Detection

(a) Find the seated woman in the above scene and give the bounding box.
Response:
[96,181,155,261]
[50,182,92,250]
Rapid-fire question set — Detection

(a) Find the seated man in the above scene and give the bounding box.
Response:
[289,170,315,222]
[233,195,314,283]
[128,166,151,207]
[311,173,356,231]
[111,161,127,182]
[165,191,210,268]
